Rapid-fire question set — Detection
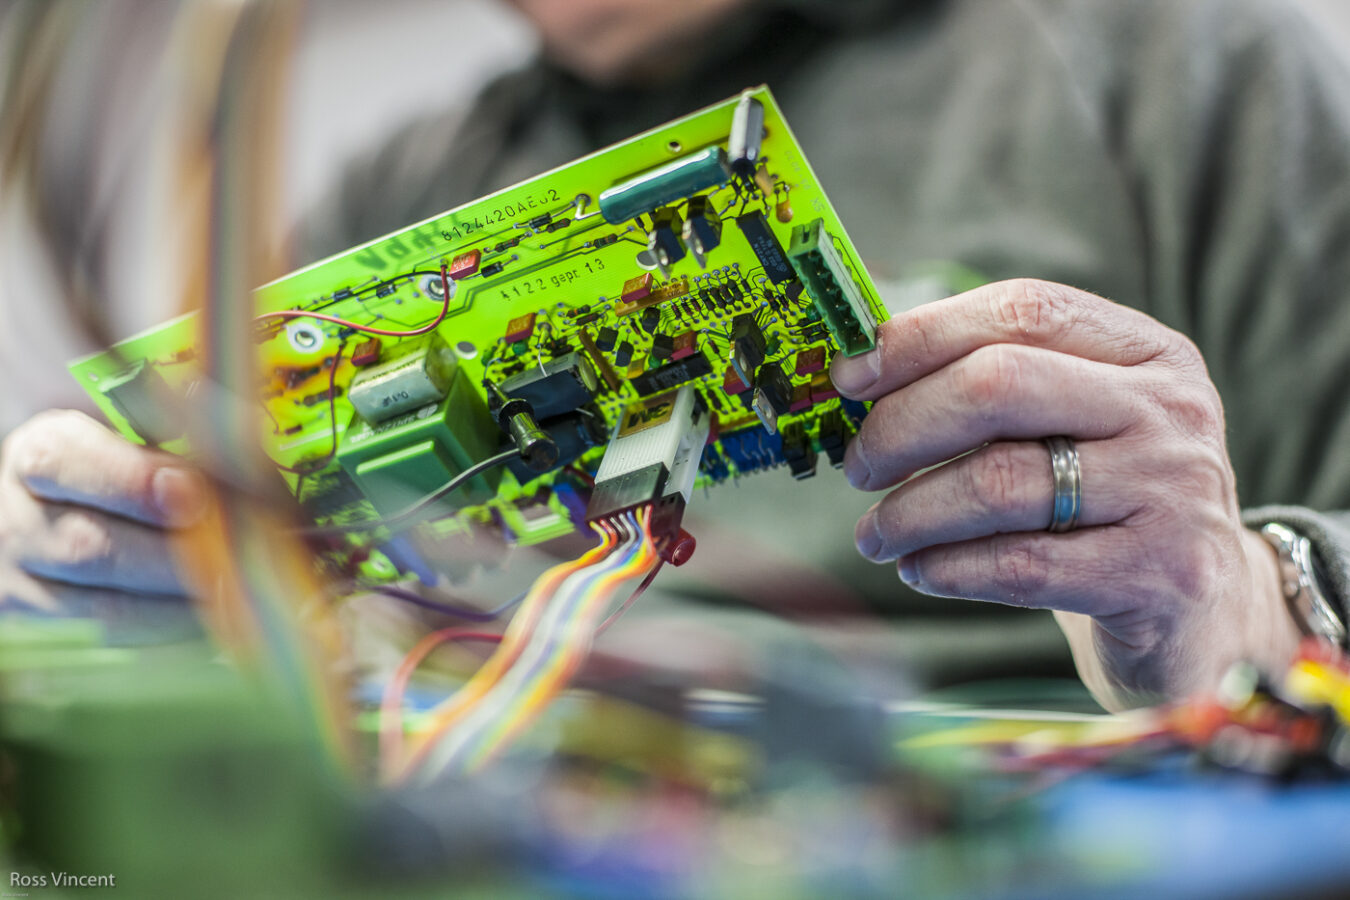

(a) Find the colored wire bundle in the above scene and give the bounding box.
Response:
[381,508,660,783]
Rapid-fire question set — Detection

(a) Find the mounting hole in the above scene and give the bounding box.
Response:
[454,340,478,360]
[666,140,682,154]
[420,273,456,301]
[285,321,326,355]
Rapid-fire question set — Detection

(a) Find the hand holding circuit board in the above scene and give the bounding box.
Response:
[56,88,889,777]
[44,85,1309,751]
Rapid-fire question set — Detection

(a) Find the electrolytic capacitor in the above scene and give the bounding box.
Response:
[729,93,766,180]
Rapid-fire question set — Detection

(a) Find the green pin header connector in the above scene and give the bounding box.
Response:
[787,218,877,357]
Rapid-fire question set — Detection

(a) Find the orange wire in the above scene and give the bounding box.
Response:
[390,522,619,782]
[378,629,503,772]
[464,509,658,771]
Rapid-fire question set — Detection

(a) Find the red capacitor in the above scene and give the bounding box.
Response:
[352,338,382,367]
[810,371,839,404]
[789,383,813,413]
[670,330,697,361]
[621,272,654,303]
[504,312,536,344]
[449,249,482,280]
[795,346,826,375]
[723,366,750,395]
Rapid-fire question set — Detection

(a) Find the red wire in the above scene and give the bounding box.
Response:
[256,263,453,337]
[594,560,664,636]
[272,342,346,475]
[379,628,503,776]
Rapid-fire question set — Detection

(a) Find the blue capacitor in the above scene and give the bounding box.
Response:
[598,147,732,224]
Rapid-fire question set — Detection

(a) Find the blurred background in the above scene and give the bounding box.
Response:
[5,1,1350,897]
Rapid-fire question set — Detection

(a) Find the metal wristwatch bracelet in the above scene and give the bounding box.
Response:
[1259,521,1347,646]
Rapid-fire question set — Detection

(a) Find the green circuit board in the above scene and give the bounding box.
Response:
[69,86,884,574]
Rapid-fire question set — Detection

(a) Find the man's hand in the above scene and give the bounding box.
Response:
[0,409,205,642]
[830,279,1299,711]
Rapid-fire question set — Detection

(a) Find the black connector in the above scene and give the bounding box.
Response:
[585,463,668,524]
[817,408,849,469]
[485,380,558,473]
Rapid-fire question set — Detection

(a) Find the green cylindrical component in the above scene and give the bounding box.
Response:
[599,147,731,224]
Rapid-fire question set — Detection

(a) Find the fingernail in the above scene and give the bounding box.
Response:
[845,436,871,490]
[855,506,884,562]
[898,555,920,585]
[830,346,881,397]
[153,467,206,527]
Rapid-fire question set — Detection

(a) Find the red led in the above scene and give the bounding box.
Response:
[449,249,482,280]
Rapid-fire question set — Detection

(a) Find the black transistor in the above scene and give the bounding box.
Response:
[651,332,675,360]
[732,314,767,370]
[641,306,661,333]
[817,408,848,469]
[647,208,687,272]
[781,423,818,481]
[683,195,722,268]
[756,362,792,416]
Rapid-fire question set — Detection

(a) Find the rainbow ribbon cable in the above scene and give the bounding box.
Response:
[392,508,657,783]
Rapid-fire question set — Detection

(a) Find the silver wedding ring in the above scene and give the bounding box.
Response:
[1045,436,1082,533]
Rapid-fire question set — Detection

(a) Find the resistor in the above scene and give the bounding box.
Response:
[591,233,621,249]
[545,218,572,233]
[492,237,523,253]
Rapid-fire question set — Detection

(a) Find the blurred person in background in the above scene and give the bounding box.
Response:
[3,0,1350,711]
